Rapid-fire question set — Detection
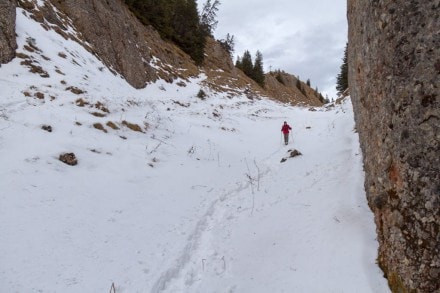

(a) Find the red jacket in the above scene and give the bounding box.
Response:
[281,124,292,134]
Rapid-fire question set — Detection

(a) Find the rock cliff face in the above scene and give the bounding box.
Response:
[348,0,439,292]
[48,0,200,88]
[0,0,17,63]
[265,72,323,106]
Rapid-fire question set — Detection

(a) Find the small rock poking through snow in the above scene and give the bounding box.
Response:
[280,149,302,163]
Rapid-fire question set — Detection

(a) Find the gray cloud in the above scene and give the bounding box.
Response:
[198,0,347,99]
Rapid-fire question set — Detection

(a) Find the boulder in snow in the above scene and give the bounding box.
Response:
[59,152,78,166]
[280,149,302,163]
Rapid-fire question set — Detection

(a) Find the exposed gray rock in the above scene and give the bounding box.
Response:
[348,0,439,292]
[33,0,199,89]
[0,0,17,63]
[50,0,156,88]
[59,152,77,166]
[280,149,302,163]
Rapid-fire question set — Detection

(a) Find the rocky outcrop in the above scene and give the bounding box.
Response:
[0,0,17,63]
[348,0,439,292]
[36,0,198,88]
[265,71,323,106]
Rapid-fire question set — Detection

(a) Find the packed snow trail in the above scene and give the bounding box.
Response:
[0,8,389,293]
[147,100,389,293]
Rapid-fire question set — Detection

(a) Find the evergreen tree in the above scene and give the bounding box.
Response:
[241,50,253,77]
[235,50,265,87]
[200,0,220,36]
[219,33,234,56]
[124,0,174,39]
[124,0,207,65]
[172,0,206,64]
[306,78,311,87]
[252,51,265,87]
[295,77,306,95]
[336,42,348,96]
[235,56,242,70]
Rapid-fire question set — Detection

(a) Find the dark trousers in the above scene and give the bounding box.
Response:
[283,133,289,145]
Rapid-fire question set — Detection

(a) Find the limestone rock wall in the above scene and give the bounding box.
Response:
[348,0,439,292]
[0,0,17,63]
[49,0,199,88]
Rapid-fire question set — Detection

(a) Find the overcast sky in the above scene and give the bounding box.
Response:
[198,0,347,99]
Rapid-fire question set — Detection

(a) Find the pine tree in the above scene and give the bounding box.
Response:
[235,50,265,87]
[336,42,348,96]
[172,0,206,64]
[252,50,265,87]
[241,50,253,77]
[295,77,306,95]
[306,78,311,87]
[200,0,220,36]
[124,0,207,65]
[235,56,242,70]
[124,0,174,39]
[219,33,234,56]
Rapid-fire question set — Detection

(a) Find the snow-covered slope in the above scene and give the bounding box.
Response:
[0,8,389,293]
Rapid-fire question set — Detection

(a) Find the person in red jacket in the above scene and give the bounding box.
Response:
[281,121,292,145]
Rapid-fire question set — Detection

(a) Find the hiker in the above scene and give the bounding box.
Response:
[281,121,292,145]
